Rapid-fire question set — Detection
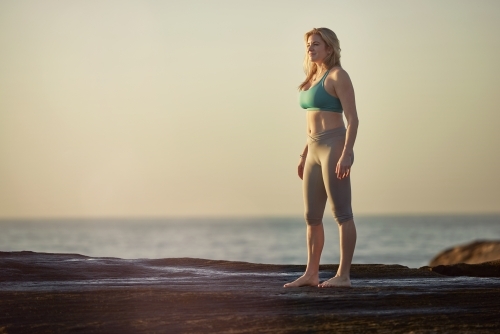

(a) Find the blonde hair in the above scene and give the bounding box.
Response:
[299,27,341,90]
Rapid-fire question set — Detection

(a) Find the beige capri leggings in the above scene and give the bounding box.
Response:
[303,126,354,226]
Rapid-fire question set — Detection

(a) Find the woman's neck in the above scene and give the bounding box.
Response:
[315,63,328,72]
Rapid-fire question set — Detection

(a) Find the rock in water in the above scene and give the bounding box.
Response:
[430,240,500,266]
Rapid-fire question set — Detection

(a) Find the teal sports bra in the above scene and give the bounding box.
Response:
[299,70,343,113]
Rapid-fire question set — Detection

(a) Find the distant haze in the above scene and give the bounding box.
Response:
[1,0,499,218]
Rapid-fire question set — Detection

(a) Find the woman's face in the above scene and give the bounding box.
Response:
[307,34,329,64]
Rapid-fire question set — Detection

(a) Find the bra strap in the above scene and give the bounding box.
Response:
[320,69,330,83]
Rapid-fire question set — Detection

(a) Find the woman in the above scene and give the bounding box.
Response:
[284,28,359,288]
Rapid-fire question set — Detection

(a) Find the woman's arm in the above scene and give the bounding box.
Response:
[298,144,308,180]
[298,119,311,180]
[331,68,359,179]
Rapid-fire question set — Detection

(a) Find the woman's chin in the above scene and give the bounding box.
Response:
[309,55,322,63]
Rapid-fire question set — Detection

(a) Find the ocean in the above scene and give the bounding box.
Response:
[1,215,499,269]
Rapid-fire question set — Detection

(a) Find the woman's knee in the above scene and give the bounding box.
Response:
[333,211,354,226]
[305,216,323,226]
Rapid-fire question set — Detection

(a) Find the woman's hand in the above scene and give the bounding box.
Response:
[336,154,352,179]
[298,157,306,180]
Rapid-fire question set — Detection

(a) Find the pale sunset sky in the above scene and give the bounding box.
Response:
[1,0,499,218]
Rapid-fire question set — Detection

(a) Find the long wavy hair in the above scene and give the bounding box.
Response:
[299,28,341,90]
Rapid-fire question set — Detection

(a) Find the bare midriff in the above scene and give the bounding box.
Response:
[307,110,345,135]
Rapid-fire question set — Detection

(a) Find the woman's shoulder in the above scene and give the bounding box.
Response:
[328,66,351,82]
[328,66,347,76]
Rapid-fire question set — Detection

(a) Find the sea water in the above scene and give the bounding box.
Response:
[1,215,499,268]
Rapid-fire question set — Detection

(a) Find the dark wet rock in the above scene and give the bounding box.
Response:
[1,251,500,333]
[0,251,440,283]
[430,240,500,266]
[428,259,500,277]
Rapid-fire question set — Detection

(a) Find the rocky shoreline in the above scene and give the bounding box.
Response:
[1,251,500,333]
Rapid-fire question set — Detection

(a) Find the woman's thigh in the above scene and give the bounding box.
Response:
[302,155,328,225]
[320,136,353,224]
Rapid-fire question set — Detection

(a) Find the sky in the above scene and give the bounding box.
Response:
[1,0,499,219]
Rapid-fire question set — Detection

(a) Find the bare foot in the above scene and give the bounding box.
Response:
[284,274,319,288]
[318,275,351,288]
